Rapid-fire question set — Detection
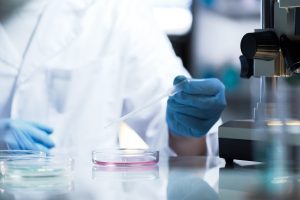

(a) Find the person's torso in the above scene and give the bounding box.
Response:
[0,0,127,154]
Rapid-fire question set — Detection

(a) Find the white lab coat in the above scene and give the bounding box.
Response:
[0,0,218,156]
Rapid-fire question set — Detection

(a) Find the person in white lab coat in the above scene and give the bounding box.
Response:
[0,0,226,156]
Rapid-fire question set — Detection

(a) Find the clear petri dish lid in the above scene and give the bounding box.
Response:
[0,150,46,161]
[0,156,74,178]
[92,149,159,167]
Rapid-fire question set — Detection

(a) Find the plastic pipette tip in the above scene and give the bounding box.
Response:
[103,78,190,129]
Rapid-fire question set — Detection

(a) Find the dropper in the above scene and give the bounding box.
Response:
[104,78,190,129]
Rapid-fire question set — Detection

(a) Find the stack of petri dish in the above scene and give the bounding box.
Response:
[0,150,46,179]
[0,156,74,179]
[0,151,74,194]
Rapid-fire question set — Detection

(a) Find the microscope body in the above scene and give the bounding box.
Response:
[219,0,300,163]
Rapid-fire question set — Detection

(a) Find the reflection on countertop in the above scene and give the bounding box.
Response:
[1,156,298,200]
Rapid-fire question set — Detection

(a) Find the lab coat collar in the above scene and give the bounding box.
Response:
[0,0,93,70]
[0,24,22,68]
[16,0,93,83]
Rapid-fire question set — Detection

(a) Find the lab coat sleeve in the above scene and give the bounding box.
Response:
[115,0,218,156]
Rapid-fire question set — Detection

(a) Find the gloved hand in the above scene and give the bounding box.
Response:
[167,76,226,137]
[0,119,55,152]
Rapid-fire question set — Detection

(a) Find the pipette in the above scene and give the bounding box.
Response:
[104,78,190,129]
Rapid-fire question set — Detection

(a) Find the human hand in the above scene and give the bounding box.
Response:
[0,119,55,152]
[167,76,226,137]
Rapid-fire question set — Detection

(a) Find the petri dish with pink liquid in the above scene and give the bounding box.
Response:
[92,149,159,167]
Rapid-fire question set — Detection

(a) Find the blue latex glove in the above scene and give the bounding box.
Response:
[0,119,55,152]
[167,76,226,137]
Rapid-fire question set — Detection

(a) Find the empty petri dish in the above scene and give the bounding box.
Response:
[0,150,46,161]
[0,156,74,179]
[92,149,159,166]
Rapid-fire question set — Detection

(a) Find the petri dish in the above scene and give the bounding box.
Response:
[0,156,74,178]
[92,149,159,166]
[0,150,46,161]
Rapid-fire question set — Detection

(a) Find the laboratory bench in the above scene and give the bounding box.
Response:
[0,156,299,200]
